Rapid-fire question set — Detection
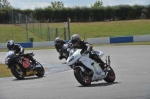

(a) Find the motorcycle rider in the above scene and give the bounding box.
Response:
[6,40,36,70]
[54,37,66,60]
[70,34,105,70]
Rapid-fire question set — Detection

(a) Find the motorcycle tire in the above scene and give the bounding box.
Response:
[74,67,91,86]
[10,64,25,80]
[103,67,115,83]
[35,62,45,77]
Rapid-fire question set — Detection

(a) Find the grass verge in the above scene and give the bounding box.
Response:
[1,19,150,43]
[0,64,12,78]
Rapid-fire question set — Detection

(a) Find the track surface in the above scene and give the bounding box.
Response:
[0,45,150,99]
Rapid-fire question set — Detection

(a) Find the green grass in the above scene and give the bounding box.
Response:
[0,23,68,43]
[70,19,150,39]
[0,19,150,43]
[0,64,12,78]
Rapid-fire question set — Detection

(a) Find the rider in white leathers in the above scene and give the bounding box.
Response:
[70,34,105,70]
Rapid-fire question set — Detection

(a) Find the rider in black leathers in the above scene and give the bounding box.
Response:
[6,40,36,67]
[70,34,105,70]
[54,37,66,60]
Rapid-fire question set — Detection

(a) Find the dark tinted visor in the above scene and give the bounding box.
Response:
[56,41,61,43]
[71,40,77,44]
[7,45,11,50]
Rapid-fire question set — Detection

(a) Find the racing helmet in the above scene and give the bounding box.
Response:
[54,37,61,45]
[70,34,81,46]
[6,40,15,50]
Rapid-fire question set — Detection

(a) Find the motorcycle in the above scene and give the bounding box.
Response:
[5,51,45,80]
[67,48,116,86]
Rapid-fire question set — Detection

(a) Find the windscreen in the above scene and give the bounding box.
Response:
[6,50,14,57]
[69,48,77,56]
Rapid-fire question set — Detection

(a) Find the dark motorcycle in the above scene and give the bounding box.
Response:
[5,51,45,80]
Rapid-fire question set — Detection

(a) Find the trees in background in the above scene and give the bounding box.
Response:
[91,0,103,8]
[51,1,64,9]
[0,0,12,23]
[0,0,12,9]
[33,4,150,22]
[0,0,150,23]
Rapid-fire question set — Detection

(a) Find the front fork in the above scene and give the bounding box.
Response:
[105,55,111,71]
[106,55,111,66]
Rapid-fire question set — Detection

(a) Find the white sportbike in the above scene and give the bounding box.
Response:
[67,48,115,86]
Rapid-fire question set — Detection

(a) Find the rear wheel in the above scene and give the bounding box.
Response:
[103,67,115,83]
[34,62,45,77]
[10,64,25,80]
[74,67,91,86]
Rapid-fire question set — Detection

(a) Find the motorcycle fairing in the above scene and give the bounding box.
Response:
[79,56,106,81]
[22,58,30,68]
[67,49,82,66]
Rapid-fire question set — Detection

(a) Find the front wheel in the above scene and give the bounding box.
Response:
[10,64,25,80]
[74,67,91,86]
[103,67,115,83]
[34,62,45,77]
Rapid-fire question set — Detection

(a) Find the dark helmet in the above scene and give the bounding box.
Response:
[6,40,15,50]
[54,37,61,45]
[70,34,81,45]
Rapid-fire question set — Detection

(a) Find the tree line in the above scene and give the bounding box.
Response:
[0,0,150,23]
[33,5,150,22]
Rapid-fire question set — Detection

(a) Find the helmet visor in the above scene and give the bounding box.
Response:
[7,44,11,50]
[56,41,61,45]
[71,40,78,44]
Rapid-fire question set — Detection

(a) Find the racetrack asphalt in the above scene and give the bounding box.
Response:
[0,45,150,99]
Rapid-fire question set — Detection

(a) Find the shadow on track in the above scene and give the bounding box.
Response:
[12,76,46,81]
[78,82,119,87]
[62,62,67,64]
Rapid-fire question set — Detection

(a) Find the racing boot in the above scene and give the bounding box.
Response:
[59,55,65,60]
[93,55,105,70]
[98,59,105,70]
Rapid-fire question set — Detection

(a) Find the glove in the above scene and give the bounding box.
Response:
[84,50,89,54]
[87,45,92,52]
[19,52,23,55]
[67,48,70,52]
[91,50,96,54]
